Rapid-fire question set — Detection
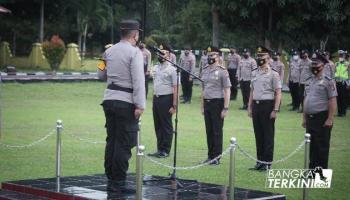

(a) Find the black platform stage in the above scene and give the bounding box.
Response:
[0,174,285,200]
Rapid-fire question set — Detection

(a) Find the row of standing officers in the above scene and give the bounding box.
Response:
[97,19,346,192]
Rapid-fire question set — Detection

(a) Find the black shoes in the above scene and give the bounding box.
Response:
[202,158,220,165]
[107,180,135,194]
[249,163,263,170]
[239,105,248,110]
[249,163,271,171]
[147,151,169,158]
[289,107,298,111]
[181,100,191,104]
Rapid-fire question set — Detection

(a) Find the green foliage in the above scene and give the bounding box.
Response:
[42,35,66,70]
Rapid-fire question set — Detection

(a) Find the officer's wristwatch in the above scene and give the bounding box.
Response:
[223,107,229,111]
[273,109,279,112]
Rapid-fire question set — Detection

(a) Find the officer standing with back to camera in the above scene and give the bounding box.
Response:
[200,46,231,165]
[237,48,257,110]
[298,50,312,113]
[148,44,179,158]
[226,48,241,100]
[302,52,337,169]
[97,19,145,192]
[288,50,301,111]
[179,47,196,104]
[248,46,282,171]
[334,50,350,117]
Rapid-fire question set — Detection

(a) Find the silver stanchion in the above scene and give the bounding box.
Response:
[136,145,145,200]
[303,133,311,200]
[229,137,237,200]
[137,118,141,152]
[56,120,63,191]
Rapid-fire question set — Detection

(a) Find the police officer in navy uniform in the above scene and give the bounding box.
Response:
[97,19,145,191]
[302,52,337,169]
[248,46,282,171]
[200,46,231,165]
[148,44,178,158]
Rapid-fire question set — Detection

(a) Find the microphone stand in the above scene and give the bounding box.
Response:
[145,50,203,188]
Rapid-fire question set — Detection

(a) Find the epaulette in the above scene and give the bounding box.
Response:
[252,68,258,71]
[203,64,209,69]
[305,76,312,81]
[272,68,278,72]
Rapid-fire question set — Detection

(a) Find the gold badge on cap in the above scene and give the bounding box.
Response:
[257,47,262,52]
[207,47,212,52]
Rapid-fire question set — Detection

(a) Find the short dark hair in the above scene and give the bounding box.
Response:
[120,29,138,39]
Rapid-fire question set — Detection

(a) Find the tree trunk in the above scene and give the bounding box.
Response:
[110,0,114,44]
[12,31,16,56]
[264,6,273,49]
[212,3,219,47]
[39,0,44,43]
[82,23,88,59]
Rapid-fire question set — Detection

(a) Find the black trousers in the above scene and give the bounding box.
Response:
[152,94,174,154]
[240,80,251,107]
[299,84,305,109]
[336,82,349,115]
[306,111,332,169]
[145,74,150,99]
[252,100,275,163]
[228,68,237,100]
[204,98,224,159]
[289,81,301,109]
[102,100,138,181]
[181,71,193,101]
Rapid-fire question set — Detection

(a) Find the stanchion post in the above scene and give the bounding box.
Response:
[229,137,237,200]
[56,120,63,191]
[136,145,145,200]
[303,133,311,200]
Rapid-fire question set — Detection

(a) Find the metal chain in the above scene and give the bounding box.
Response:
[144,146,232,170]
[236,140,306,165]
[67,131,105,144]
[0,129,56,148]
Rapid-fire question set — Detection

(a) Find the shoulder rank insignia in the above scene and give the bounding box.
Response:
[98,59,106,71]
[252,68,258,71]
[324,76,332,81]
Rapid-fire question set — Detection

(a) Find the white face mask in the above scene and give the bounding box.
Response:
[339,57,344,62]
[293,55,299,60]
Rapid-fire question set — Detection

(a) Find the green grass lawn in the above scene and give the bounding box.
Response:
[0,82,349,200]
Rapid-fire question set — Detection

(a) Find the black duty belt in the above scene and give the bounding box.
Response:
[253,100,274,104]
[204,98,224,103]
[107,83,133,93]
[306,111,328,119]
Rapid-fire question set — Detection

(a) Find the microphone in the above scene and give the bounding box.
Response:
[147,45,165,55]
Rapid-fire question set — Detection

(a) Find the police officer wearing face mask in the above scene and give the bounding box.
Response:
[237,48,257,110]
[147,44,179,158]
[334,50,350,117]
[226,48,241,100]
[97,19,145,192]
[248,46,282,171]
[298,50,312,113]
[288,50,301,111]
[179,47,196,104]
[271,51,285,85]
[302,52,337,169]
[200,46,231,165]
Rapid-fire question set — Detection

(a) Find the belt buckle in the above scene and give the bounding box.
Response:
[309,114,314,118]
[256,100,260,104]
[205,99,210,102]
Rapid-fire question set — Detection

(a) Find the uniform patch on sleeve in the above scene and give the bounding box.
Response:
[98,60,106,71]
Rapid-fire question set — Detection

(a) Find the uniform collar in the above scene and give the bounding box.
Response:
[258,65,270,73]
